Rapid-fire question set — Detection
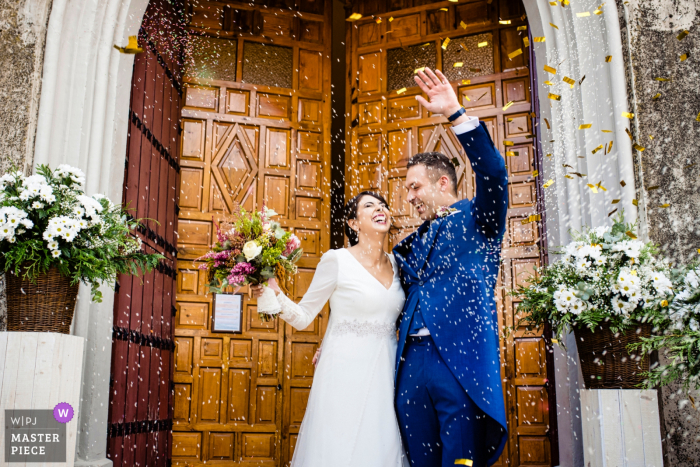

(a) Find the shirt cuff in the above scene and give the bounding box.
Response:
[450,116,480,135]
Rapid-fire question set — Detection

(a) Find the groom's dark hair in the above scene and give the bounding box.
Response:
[407,152,458,195]
[344,191,390,247]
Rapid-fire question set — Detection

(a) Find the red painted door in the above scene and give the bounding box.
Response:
[107,1,185,466]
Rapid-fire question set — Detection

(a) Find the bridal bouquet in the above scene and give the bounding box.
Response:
[0,165,161,302]
[198,205,302,321]
[512,214,673,342]
[630,263,700,390]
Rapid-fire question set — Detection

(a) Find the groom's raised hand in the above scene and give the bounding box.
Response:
[413,68,469,125]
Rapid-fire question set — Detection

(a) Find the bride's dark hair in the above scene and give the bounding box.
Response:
[344,191,390,247]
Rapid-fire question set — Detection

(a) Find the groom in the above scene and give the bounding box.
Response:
[392,68,508,467]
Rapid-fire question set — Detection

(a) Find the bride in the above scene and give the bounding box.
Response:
[251,191,408,467]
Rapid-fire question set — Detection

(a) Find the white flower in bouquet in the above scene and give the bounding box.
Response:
[612,295,635,315]
[263,207,278,218]
[615,269,640,297]
[76,194,103,222]
[592,225,611,237]
[651,271,673,295]
[686,270,700,289]
[242,241,263,261]
[554,286,578,312]
[54,164,86,185]
[612,239,643,259]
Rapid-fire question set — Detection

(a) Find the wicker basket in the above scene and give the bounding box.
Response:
[574,322,652,389]
[5,267,79,334]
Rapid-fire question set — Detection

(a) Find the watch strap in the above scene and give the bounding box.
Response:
[447,107,466,122]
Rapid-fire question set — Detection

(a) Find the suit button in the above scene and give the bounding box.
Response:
[419,281,424,286]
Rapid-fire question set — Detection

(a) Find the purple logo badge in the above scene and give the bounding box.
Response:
[53,402,74,423]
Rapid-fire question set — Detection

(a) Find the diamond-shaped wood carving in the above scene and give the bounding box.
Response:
[211,123,258,212]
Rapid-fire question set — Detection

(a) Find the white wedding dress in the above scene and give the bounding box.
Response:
[274,248,409,467]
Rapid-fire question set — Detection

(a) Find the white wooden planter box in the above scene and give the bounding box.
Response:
[581,389,663,467]
[0,332,85,466]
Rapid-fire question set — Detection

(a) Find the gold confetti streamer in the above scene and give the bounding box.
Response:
[518,25,528,31]
[577,11,591,17]
[608,208,618,217]
[543,179,555,188]
[442,38,451,49]
[633,143,645,152]
[453,62,464,67]
[478,41,488,47]
[552,338,559,344]
[592,144,604,154]
[113,36,143,54]
[455,460,473,466]
[594,9,602,14]
[544,118,551,129]
[548,93,561,101]
[521,214,542,224]
[503,101,515,111]
[625,128,633,139]
[602,129,613,133]
[649,135,654,140]
[469,67,481,72]
[499,20,512,24]
[587,184,599,193]
[389,16,394,22]
[396,87,407,94]
[544,64,557,74]
[549,1,557,5]
[565,174,574,179]
[579,75,586,85]
[579,123,592,129]
[550,22,559,29]
[612,199,620,204]
[622,112,634,119]
[460,21,468,29]
[632,199,638,207]
[654,77,671,81]
[563,76,575,88]
[504,140,515,146]
[561,0,570,5]
[534,36,546,42]
[464,95,471,101]
[696,112,700,122]
[607,140,614,153]
[523,37,530,47]
[544,80,554,85]
[414,67,426,74]
[625,230,637,239]
[546,153,552,158]
[680,53,688,61]
[506,151,519,157]
[440,7,449,11]
[348,12,362,20]
[508,48,523,59]
[596,181,607,191]
[620,180,627,187]
[376,18,382,23]
[461,79,471,85]
[647,185,659,190]
[659,203,670,208]
[677,30,689,40]
[532,170,539,177]
[605,55,612,62]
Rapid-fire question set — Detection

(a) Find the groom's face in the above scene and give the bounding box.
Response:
[405,165,444,221]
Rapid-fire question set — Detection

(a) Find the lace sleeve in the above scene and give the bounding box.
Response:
[276,250,338,330]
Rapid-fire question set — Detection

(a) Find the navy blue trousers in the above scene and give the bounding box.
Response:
[396,335,492,467]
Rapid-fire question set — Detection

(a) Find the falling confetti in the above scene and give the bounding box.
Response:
[503,101,515,111]
[579,124,592,129]
[544,65,557,74]
[508,49,523,59]
[347,13,362,21]
[605,55,612,62]
[442,38,451,50]
[543,179,555,188]
[577,11,591,17]
[677,30,689,40]
[534,37,546,42]
[563,76,575,88]
[548,93,561,101]
[622,112,634,119]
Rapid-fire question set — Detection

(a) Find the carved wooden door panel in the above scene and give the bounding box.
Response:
[173,1,332,466]
[108,1,184,466]
[346,0,555,465]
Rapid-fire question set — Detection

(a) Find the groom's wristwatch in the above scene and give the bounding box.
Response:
[447,106,466,122]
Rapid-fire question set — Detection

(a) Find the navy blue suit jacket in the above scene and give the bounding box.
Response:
[393,122,508,463]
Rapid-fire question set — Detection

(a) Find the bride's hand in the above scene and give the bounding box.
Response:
[312,345,322,367]
[250,278,281,298]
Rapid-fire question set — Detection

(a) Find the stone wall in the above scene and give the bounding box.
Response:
[619,0,700,465]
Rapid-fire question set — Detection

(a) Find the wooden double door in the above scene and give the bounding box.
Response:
[172,0,553,466]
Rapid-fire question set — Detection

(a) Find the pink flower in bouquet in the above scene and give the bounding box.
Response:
[226,262,256,285]
[284,234,301,256]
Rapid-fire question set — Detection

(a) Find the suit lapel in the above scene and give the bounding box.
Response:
[413,217,444,272]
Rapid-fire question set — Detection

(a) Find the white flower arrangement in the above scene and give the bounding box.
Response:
[512,214,674,341]
[0,165,161,302]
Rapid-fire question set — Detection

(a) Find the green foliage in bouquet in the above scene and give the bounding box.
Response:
[198,205,302,295]
[511,213,673,343]
[0,165,162,302]
[630,263,700,390]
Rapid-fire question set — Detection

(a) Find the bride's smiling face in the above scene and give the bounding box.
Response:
[347,195,391,239]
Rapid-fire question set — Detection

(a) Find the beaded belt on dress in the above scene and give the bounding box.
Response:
[332,320,396,338]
